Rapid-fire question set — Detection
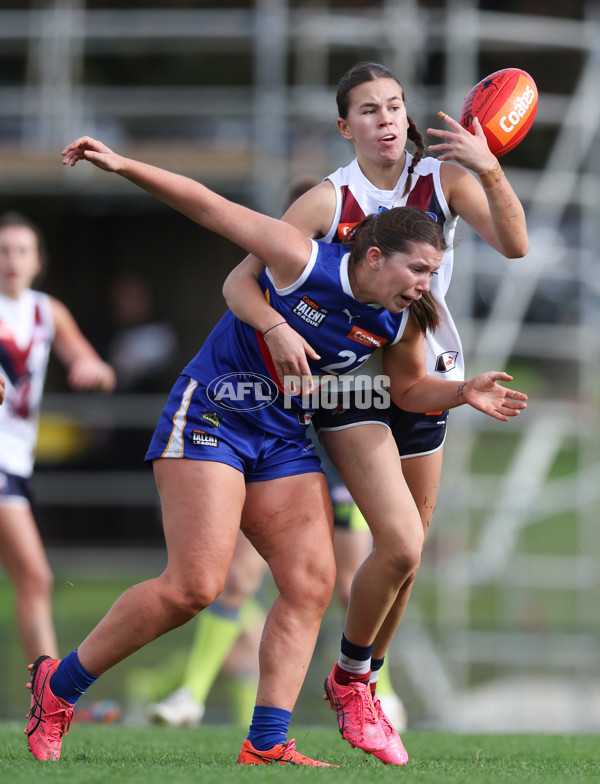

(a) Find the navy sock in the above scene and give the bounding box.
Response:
[247,705,291,750]
[50,650,99,706]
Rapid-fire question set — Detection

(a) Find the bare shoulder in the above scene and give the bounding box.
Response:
[282,180,336,237]
[48,295,68,320]
[399,309,422,343]
[48,295,78,333]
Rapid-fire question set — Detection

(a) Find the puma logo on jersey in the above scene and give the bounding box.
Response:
[435,351,459,372]
[343,308,360,323]
[292,295,328,328]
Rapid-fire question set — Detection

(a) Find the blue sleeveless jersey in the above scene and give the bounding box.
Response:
[182,240,407,438]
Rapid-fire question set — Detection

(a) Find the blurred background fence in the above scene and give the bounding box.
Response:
[0,0,599,730]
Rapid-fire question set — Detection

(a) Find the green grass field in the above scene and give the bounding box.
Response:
[2,723,599,783]
[1,425,597,779]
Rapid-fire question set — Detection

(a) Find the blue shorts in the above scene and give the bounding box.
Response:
[312,401,448,459]
[145,375,323,482]
[0,470,33,506]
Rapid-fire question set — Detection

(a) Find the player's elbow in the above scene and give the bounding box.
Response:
[387,374,425,413]
[222,271,236,304]
[504,232,530,259]
[389,386,417,413]
[508,241,529,259]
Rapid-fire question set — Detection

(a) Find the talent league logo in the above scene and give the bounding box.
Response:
[292,294,328,328]
[191,430,219,447]
[207,372,279,411]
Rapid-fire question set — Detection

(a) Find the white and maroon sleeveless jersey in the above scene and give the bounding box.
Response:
[323,153,464,381]
[0,289,55,477]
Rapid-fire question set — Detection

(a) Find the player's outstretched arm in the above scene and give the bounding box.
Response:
[427,113,528,258]
[383,317,527,422]
[393,365,527,422]
[61,136,312,287]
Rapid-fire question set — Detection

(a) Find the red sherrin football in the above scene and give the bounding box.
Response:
[459,68,538,157]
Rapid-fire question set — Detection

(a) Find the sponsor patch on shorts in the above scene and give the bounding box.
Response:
[201,410,223,428]
[191,429,219,447]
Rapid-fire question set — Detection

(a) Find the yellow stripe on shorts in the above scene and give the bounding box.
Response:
[162,378,198,457]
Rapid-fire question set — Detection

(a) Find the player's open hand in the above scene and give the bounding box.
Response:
[463,371,527,421]
[427,112,497,174]
[61,137,123,173]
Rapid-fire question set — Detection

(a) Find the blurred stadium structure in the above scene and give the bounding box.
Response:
[0,0,599,731]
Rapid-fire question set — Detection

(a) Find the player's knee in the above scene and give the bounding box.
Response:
[298,578,334,616]
[284,559,336,614]
[18,561,54,597]
[315,564,336,610]
[385,534,423,579]
[403,559,422,591]
[39,565,54,595]
[399,542,423,576]
[162,574,225,621]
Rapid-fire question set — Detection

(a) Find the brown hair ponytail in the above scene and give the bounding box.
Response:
[409,292,439,333]
[404,116,425,197]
